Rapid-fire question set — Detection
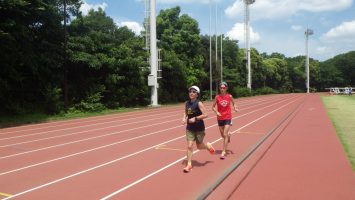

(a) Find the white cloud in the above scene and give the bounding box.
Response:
[119,21,144,35]
[226,22,260,44]
[321,20,355,42]
[225,0,352,20]
[80,1,108,15]
[316,46,331,54]
[291,25,303,31]
[156,0,220,4]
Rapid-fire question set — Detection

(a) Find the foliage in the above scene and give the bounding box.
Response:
[1,3,354,118]
[157,6,205,103]
[232,87,253,98]
[320,51,355,89]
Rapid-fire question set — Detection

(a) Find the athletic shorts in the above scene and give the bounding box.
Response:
[186,130,205,144]
[217,119,232,127]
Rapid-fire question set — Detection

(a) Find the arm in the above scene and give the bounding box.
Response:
[182,104,187,125]
[212,96,222,117]
[230,95,238,112]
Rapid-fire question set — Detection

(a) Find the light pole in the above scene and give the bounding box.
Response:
[209,0,212,100]
[148,0,158,106]
[244,0,255,90]
[305,28,313,93]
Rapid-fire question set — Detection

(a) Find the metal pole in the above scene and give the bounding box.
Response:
[150,0,158,106]
[305,32,309,93]
[244,0,255,90]
[63,0,68,109]
[215,1,218,86]
[221,34,223,82]
[305,28,313,94]
[220,6,223,83]
[246,3,251,89]
[209,0,212,100]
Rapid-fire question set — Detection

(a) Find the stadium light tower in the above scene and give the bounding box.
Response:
[305,28,313,94]
[244,0,255,90]
[209,0,212,100]
[147,0,158,106]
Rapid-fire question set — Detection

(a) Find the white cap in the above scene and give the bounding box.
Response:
[188,85,200,94]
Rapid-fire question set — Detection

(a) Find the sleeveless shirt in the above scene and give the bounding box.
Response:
[185,100,205,131]
[215,94,232,120]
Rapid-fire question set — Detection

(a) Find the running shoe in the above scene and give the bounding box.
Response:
[183,165,192,173]
[220,151,226,160]
[206,142,215,154]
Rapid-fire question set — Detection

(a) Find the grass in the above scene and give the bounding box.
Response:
[321,95,355,171]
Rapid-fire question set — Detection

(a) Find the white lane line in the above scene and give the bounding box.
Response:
[0,109,182,141]
[0,107,171,135]
[0,95,293,148]
[0,95,295,160]
[0,113,182,147]
[2,96,301,200]
[100,97,302,200]
[0,100,277,175]
[0,117,181,160]
[0,95,284,136]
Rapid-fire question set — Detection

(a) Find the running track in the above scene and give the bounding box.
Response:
[0,94,350,199]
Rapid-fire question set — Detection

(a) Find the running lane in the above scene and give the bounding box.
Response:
[209,94,355,200]
[0,94,302,199]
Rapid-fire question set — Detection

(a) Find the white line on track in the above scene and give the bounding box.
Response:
[0,96,296,175]
[0,109,182,141]
[100,97,303,199]
[0,95,295,160]
[2,96,302,200]
[0,112,183,147]
[0,95,292,148]
[0,95,282,136]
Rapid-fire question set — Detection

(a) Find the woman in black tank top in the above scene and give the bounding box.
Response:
[181,86,215,173]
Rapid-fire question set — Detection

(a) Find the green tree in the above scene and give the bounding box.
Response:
[0,0,80,114]
[157,6,206,102]
[67,8,148,109]
[262,57,291,91]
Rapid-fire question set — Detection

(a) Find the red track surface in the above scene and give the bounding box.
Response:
[0,94,354,200]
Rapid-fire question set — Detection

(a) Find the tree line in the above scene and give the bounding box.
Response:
[1,1,354,115]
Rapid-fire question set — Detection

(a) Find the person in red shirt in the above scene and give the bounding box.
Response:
[212,82,238,159]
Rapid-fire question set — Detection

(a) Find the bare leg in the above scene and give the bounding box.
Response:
[222,125,231,156]
[186,140,194,166]
[196,142,215,154]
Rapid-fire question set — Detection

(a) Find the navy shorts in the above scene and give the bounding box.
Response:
[218,119,232,127]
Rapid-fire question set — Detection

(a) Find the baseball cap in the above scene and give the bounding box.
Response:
[188,85,200,94]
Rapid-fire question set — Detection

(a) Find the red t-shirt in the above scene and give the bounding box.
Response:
[215,94,233,120]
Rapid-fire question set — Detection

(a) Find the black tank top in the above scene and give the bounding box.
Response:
[185,100,205,132]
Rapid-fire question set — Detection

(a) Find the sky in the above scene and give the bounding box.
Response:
[80,0,355,61]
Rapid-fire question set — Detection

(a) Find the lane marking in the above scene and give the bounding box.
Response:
[1,95,298,176]
[155,144,185,152]
[100,97,303,200]
[2,96,302,199]
[237,131,264,135]
[0,95,295,159]
[0,95,287,137]
[0,105,185,135]
[0,113,183,147]
[0,95,298,178]
[0,192,12,197]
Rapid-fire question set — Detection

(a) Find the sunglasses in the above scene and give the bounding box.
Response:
[189,90,197,94]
